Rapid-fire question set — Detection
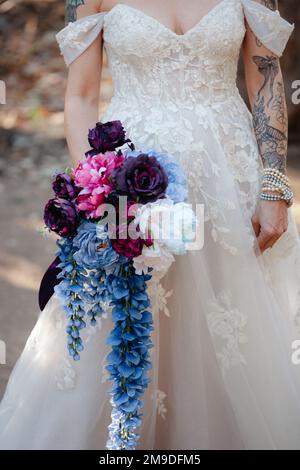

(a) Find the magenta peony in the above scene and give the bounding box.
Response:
[73,151,125,219]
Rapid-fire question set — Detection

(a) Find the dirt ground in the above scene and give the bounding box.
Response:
[0,1,299,399]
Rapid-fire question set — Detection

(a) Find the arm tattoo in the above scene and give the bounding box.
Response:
[271,82,287,130]
[253,96,287,173]
[259,0,278,11]
[65,0,85,23]
[255,38,263,48]
[252,56,279,105]
[252,54,288,174]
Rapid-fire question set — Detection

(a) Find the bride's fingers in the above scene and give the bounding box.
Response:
[261,235,279,252]
[257,229,282,251]
[256,227,277,253]
[251,214,260,237]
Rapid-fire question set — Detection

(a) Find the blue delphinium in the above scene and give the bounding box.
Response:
[123,147,188,203]
[54,237,87,361]
[104,262,154,449]
[82,269,109,326]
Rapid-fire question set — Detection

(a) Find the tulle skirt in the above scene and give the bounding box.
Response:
[1,94,300,449]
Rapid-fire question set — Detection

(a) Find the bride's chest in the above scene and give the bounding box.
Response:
[102,0,246,60]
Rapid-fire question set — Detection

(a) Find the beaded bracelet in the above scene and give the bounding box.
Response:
[260,188,293,207]
[261,181,292,194]
[260,167,294,207]
[262,167,290,182]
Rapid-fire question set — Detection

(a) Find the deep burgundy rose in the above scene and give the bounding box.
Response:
[111,224,153,259]
[44,198,78,238]
[52,173,79,200]
[110,224,143,259]
[113,154,168,203]
[111,236,144,259]
[87,120,130,154]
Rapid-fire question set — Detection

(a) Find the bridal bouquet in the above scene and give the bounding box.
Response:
[43,120,197,449]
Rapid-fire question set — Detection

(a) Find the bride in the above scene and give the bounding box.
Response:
[1,0,300,450]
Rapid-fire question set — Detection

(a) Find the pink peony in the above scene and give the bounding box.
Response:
[73,151,124,219]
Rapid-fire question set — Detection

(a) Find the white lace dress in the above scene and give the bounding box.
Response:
[1,0,300,450]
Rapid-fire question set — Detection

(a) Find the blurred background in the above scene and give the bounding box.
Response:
[0,0,299,397]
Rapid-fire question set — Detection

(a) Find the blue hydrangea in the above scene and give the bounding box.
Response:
[72,221,120,270]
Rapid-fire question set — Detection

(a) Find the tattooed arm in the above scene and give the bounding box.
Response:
[66,0,86,23]
[244,1,288,174]
[64,0,104,164]
[242,0,289,253]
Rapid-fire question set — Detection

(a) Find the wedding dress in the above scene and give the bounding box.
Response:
[1,0,300,450]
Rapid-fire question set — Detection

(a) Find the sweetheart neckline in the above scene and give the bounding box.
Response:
[104,0,229,39]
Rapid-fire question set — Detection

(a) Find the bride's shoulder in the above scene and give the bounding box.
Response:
[57,1,107,66]
[241,0,294,57]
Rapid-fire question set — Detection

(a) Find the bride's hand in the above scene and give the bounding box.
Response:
[251,200,288,254]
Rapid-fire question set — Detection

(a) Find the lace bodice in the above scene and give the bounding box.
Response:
[102,1,245,106]
[56,0,294,107]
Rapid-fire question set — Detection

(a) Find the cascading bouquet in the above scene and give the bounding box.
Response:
[43,120,197,450]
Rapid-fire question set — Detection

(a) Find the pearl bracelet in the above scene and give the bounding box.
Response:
[262,167,290,184]
[260,167,294,207]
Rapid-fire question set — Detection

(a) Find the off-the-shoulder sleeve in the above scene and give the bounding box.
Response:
[241,0,294,57]
[55,11,107,66]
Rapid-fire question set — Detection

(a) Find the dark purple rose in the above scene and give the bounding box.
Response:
[87,120,130,154]
[111,224,145,259]
[44,198,78,238]
[52,173,79,200]
[113,154,168,203]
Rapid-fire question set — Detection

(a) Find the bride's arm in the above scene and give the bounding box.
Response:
[243,0,288,174]
[242,0,290,253]
[64,0,104,165]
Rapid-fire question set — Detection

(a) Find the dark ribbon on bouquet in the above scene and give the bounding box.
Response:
[38,257,61,311]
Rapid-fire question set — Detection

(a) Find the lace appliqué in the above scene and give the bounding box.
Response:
[151,389,168,419]
[56,13,106,66]
[57,18,98,48]
[207,290,248,374]
[55,357,77,391]
[148,279,173,317]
